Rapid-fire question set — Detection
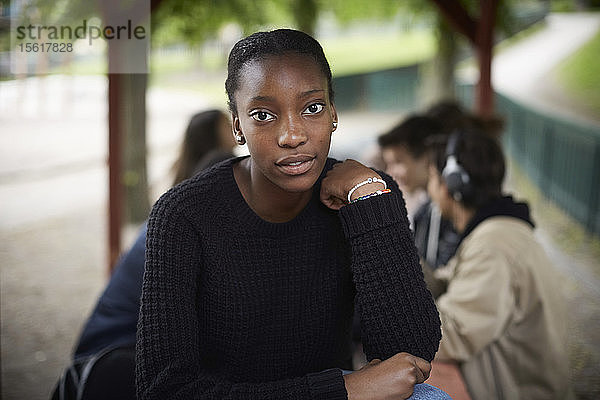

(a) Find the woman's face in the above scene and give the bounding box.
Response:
[232,53,336,194]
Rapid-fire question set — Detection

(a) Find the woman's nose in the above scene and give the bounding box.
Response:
[278,117,307,148]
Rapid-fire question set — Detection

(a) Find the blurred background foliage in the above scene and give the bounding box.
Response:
[3,0,598,104]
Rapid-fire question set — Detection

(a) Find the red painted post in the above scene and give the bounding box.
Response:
[108,72,122,275]
[105,0,162,275]
[430,0,499,117]
[476,0,498,117]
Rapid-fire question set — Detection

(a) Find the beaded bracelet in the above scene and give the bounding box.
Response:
[347,177,387,203]
[351,188,392,203]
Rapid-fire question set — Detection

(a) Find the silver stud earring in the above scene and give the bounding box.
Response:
[235,133,246,145]
[332,121,338,132]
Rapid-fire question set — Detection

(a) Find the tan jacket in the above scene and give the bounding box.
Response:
[435,217,574,400]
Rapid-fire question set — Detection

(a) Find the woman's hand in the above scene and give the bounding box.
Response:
[320,159,385,210]
[343,352,431,400]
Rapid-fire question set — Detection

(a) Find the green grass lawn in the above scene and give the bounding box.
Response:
[556,29,600,113]
[322,30,435,77]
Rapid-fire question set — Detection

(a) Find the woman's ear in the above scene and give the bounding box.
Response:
[232,115,246,146]
[232,114,241,135]
[330,103,338,132]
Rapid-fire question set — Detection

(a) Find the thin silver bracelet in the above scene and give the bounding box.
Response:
[347,177,387,203]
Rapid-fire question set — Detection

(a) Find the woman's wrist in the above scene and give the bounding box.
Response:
[348,177,386,202]
[343,372,362,400]
[351,188,391,203]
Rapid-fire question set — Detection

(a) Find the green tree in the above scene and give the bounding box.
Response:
[151,0,295,46]
[291,0,318,35]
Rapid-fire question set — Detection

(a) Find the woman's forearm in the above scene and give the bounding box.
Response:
[339,182,441,362]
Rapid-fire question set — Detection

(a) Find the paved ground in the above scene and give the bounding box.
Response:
[459,12,600,125]
[493,12,600,125]
[1,12,599,400]
[0,76,208,400]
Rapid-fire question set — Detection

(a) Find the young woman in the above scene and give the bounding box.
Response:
[136,29,444,400]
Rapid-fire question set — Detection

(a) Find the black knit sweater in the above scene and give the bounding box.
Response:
[136,157,441,400]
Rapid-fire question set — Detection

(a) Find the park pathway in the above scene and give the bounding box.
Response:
[492,12,600,125]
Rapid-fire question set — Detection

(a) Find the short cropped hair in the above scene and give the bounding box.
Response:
[225,29,334,115]
[378,115,443,158]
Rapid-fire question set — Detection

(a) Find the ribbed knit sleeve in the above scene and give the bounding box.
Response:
[136,183,349,400]
[339,178,441,362]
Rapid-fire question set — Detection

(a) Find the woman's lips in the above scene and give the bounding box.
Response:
[275,155,316,176]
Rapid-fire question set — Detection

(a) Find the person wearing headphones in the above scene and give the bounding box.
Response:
[426,129,574,399]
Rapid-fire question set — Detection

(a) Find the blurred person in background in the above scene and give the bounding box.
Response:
[378,115,459,270]
[171,109,237,186]
[51,109,236,400]
[426,128,574,399]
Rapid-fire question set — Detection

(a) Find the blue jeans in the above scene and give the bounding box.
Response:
[410,383,452,399]
[341,370,451,399]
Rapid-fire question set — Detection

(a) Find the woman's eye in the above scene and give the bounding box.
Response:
[250,111,275,122]
[303,103,324,115]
